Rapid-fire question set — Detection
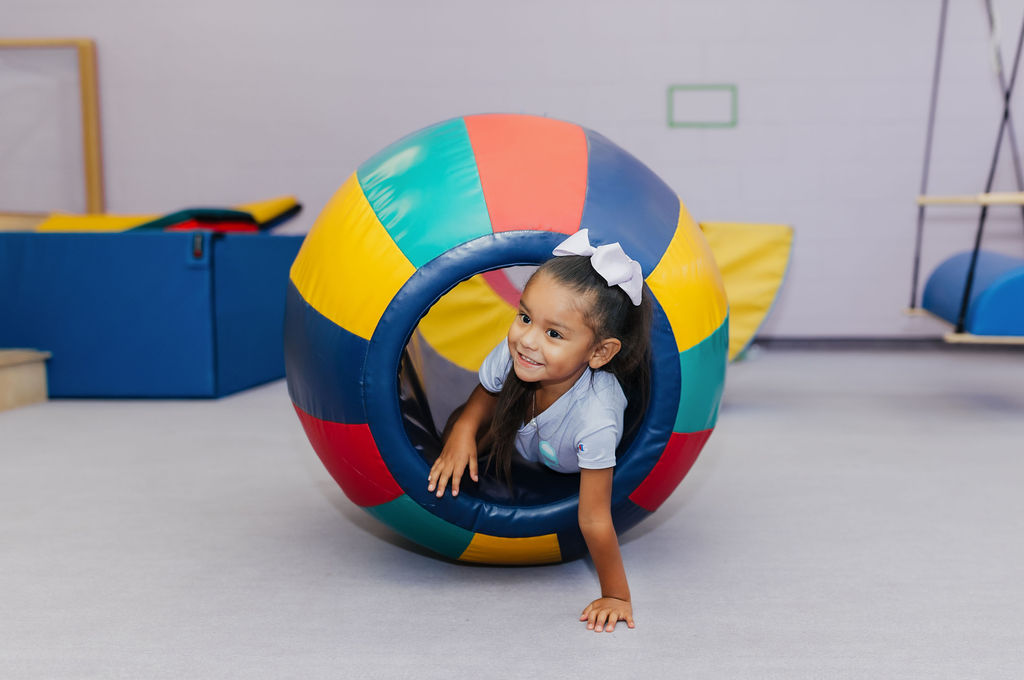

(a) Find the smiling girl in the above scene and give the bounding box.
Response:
[427,230,653,633]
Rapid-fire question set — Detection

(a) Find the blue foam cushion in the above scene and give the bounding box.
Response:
[0,232,302,397]
[923,250,1024,336]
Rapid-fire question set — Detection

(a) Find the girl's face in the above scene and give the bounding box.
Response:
[507,272,619,398]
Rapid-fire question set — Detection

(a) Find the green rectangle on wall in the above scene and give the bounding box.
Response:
[667,84,738,128]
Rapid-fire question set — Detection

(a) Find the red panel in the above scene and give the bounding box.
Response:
[166,219,259,232]
[481,269,521,308]
[464,114,587,234]
[293,405,403,507]
[629,430,713,512]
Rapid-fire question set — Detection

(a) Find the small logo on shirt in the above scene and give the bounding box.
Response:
[539,440,559,468]
[577,443,585,453]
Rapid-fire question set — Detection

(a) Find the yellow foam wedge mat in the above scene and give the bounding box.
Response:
[35,214,155,232]
[699,222,794,361]
[236,195,299,225]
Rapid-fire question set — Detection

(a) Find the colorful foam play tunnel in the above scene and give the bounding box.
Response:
[285,114,732,565]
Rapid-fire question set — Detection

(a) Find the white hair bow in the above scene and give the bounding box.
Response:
[552,229,643,306]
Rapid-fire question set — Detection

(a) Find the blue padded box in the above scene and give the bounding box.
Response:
[0,231,304,397]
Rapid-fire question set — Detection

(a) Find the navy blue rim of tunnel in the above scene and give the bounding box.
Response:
[362,231,683,539]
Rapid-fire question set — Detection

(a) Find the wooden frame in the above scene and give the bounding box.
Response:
[0,349,51,412]
[0,38,105,214]
[902,307,1024,345]
[943,332,1024,345]
[0,212,48,232]
[917,192,1024,206]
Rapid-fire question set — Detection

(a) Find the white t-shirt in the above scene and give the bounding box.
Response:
[478,340,626,473]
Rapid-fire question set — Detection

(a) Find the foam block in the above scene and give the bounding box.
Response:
[0,232,303,397]
[922,250,1024,336]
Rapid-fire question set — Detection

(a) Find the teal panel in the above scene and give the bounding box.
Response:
[674,316,729,433]
[365,494,474,560]
[357,118,493,268]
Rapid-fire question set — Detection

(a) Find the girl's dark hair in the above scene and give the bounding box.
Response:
[485,255,653,486]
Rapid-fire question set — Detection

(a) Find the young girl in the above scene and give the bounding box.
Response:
[427,229,653,634]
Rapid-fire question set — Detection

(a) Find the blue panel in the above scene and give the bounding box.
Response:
[923,250,1024,335]
[361,231,682,540]
[555,526,588,562]
[0,232,216,397]
[579,129,680,275]
[609,498,653,537]
[554,499,651,562]
[212,234,304,396]
[283,279,369,424]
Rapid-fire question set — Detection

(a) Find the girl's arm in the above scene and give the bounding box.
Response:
[428,384,497,497]
[578,467,635,632]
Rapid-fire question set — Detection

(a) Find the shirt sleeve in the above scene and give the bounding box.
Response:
[574,422,620,470]
[478,340,512,394]
[574,377,626,470]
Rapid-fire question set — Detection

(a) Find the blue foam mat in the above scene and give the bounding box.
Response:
[0,232,303,397]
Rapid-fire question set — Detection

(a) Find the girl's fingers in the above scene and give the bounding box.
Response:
[428,453,475,496]
[453,462,467,495]
[427,464,442,491]
[433,466,448,496]
[579,602,633,631]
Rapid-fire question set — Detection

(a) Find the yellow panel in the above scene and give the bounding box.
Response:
[235,195,299,225]
[418,275,516,372]
[646,202,729,353]
[699,222,793,360]
[459,532,562,565]
[35,213,155,232]
[290,173,416,340]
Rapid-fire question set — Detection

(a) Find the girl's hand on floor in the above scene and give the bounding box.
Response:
[580,597,635,633]
[427,434,478,497]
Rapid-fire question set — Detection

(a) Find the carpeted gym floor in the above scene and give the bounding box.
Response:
[2,347,1022,678]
